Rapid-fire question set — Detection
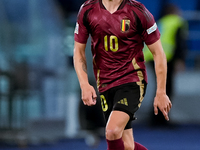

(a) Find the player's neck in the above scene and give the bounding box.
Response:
[102,0,124,14]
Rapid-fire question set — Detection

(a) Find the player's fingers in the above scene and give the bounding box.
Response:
[82,95,91,106]
[166,105,170,113]
[91,90,97,105]
[82,94,89,105]
[167,105,171,113]
[82,99,87,105]
[92,98,97,105]
[165,115,169,121]
[92,96,97,104]
[81,94,85,104]
[169,102,172,109]
[162,109,169,121]
[92,90,97,99]
[82,92,96,106]
[167,102,172,113]
[88,98,95,106]
[87,96,96,106]
[154,104,158,115]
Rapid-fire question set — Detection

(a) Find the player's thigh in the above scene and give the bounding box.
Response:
[122,129,135,149]
[106,110,130,140]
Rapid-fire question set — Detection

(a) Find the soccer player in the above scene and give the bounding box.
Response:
[73,0,172,150]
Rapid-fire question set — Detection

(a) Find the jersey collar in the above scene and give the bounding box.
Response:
[99,0,127,10]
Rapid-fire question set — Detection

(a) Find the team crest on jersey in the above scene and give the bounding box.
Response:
[121,19,130,32]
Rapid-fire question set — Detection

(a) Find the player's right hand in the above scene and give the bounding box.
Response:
[81,83,97,106]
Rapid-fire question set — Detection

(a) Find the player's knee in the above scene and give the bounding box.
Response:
[105,126,122,140]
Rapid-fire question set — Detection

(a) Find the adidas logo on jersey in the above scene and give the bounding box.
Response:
[118,98,128,106]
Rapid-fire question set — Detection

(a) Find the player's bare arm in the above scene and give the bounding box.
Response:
[147,39,172,121]
[79,57,87,73]
[73,41,97,106]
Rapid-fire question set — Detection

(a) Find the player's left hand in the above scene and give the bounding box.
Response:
[153,93,172,121]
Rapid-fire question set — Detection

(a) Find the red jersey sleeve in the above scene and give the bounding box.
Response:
[137,4,160,45]
[74,4,89,44]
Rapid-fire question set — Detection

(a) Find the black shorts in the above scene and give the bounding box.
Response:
[99,81,147,129]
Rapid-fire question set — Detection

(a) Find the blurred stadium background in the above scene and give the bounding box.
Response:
[0,0,199,149]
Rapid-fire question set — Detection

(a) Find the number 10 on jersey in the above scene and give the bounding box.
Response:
[104,35,119,52]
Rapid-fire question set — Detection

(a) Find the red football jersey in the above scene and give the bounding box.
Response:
[74,0,160,92]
